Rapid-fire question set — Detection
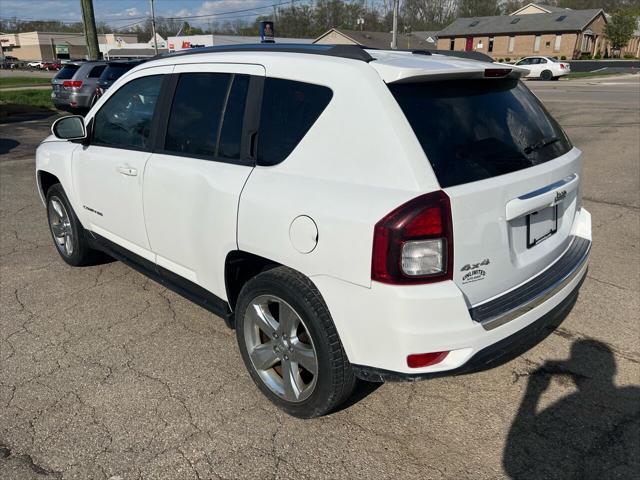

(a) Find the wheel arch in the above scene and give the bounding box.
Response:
[37,170,61,202]
[224,250,282,314]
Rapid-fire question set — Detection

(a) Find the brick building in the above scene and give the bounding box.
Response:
[436,3,634,60]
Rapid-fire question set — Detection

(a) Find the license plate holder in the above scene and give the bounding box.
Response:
[526,205,558,248]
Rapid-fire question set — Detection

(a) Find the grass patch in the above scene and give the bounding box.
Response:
[0,76,51,87]
[0,89,54,109]
[567,71,625,80]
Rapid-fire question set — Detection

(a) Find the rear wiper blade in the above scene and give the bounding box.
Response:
[523,136,560,154]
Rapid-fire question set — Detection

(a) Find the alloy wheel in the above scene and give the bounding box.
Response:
[48,196,74,257]
[244,295,318,403]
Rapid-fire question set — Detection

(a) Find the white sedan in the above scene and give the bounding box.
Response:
[514,56,571,80]
[27,61,43,68]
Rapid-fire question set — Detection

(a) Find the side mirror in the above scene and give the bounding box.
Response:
[51,115,86,141]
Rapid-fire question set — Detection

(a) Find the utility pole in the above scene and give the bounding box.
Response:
[80,0,100,59]
[391,0,399,50]
[149,0,158,55]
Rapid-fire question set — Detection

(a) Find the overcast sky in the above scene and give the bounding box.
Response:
[0,0,317,26]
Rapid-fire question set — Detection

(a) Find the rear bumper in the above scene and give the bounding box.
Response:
[312,208,591,378]
[51,91,92,108]
[353,274,583,382]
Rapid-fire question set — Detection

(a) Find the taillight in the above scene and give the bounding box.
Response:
[560,64,565,69]
[372,191,453,285]
[63,80,83,88]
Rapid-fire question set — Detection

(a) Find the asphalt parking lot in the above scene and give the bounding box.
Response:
[1,75,639,479]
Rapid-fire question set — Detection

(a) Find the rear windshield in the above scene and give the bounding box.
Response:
[54,64,79,80]
[100,64,132,82]
[389,79,572,188]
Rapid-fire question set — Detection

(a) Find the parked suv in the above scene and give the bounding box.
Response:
[36,45,591,418]
[95,60,146,99]
[51,60,107,110]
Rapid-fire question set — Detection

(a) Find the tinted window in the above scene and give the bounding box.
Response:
[88,65,106,78]
[54,65,79,80]
[257,78,332,166]
[100,64,132,82]
[389,79,572,188]
[93,75,163,150]
[165,73,248,159]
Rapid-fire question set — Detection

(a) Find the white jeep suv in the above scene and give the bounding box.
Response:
[36,44,591,418]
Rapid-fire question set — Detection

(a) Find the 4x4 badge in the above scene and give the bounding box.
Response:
[460,259,490,271]
[460,258,490,284]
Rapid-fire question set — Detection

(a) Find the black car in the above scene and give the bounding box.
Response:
[95,60,146,99]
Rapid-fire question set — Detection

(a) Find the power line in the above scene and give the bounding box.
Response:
[159,0,302,20]
[0,15,149,24]
[0,0,306,24]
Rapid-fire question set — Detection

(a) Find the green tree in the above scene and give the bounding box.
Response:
[605,10,637,50]
[457,0,501,17]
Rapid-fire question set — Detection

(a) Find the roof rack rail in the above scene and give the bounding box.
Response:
[153,43,375,62]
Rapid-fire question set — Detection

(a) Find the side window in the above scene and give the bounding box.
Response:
[257,78,332,166]
[164,73,249,160]
[88,65,106,78]
[539,58,548,64]
[92,75,163,150]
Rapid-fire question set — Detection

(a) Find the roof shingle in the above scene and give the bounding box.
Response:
[438,9,603,37]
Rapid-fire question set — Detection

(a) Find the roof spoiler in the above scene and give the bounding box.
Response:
[386,67,526,84]
[403,49,495,63]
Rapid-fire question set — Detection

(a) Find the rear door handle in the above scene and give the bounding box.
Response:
[117,166,138,176]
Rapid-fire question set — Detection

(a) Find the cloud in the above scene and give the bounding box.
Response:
[162,0,271,19]
[0,0,81,20]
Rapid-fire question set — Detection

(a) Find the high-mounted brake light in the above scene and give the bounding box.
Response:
[63,80,83,88]
[484,68,512,78]
[372,191,453,285]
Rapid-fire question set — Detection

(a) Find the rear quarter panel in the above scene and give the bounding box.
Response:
[237,58,440,288]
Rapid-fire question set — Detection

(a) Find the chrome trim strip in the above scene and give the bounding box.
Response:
[470,236,591,331]
[518,173,578,200]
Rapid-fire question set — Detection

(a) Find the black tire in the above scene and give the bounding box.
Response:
[235,266,356,418]
[541,69,553,81]
[45,183,95,266]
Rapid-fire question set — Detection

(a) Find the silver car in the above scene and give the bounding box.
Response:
[51,61,107,110]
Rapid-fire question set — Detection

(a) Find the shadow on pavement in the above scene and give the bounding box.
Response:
[0,138,19,154]
[0,105,59,124]
[503,339,640,479]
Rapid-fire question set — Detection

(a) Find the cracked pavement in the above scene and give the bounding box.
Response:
[1,75,639,479]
